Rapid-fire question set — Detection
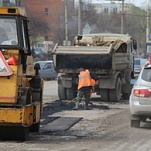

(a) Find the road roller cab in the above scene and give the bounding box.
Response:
[0,7,43,140]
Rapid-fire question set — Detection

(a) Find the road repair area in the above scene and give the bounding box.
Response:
[1,80,151,151]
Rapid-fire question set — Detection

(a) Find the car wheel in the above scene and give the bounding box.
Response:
[131,120,140,128]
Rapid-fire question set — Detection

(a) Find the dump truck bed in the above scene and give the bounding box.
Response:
[52,44,130,74]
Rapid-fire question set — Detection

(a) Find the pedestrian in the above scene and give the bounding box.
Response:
[146,56,151,65]
[73,67,94,110]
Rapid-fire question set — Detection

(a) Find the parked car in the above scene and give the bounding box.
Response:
[134,58,147,75]
[34,60,57,80]
[130,64,151,128]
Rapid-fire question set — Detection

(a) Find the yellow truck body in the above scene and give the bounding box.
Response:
[0,7,43,140]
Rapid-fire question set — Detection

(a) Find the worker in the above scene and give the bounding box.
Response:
[146,56,151,65]
[73,67,94,110]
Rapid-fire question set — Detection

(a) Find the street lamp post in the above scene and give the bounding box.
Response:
[121,0,124,34]
[64,0,68,45]
[78,0,82,35]
[110,0,124,34]
[146,0,150,43]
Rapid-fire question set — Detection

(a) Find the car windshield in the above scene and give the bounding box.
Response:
[0,18,18,45]
[141,68,151,82]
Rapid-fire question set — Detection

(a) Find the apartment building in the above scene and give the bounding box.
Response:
[20,0,64,42]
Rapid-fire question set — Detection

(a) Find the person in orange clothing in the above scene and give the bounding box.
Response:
[73,68,92,110]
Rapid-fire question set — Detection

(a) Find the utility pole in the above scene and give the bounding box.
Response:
[121,0,124,34]
[78,0,82,35]
[146,0,150,43]
[110,0,124,34]
[64,0,68,45]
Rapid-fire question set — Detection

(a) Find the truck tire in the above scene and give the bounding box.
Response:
[131,120,140,128]
[58,84,67,100]
[122,93,130,100]
[109,77,121,102]
[66,88,76,100]
[122,81,131,100]
[100,89,109,101]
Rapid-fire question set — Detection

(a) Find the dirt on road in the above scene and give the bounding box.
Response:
[1,81,151,151]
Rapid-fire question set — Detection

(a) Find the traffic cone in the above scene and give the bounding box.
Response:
[7,56,16,65]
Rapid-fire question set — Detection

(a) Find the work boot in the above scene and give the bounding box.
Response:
[84,101,91,110]
[73,102,79,110]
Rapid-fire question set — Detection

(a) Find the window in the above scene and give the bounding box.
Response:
[0,18,18,45]
[44,63,52,69]
[45,36,48,41]
[104,8,108,14]
[147,45,151,54]
[113,8,117,13]
[141,68,151,82]
[45,8,48,15]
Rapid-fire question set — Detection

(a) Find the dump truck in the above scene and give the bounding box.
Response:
[52,33,137,101]
[0,7,43,140]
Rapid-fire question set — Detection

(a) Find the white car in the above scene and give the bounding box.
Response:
[130,64,151,128]
[34,60,57,80]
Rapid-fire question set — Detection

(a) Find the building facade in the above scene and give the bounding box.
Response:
[21,0,64,42]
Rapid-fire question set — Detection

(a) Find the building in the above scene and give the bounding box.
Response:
[20,0,64,42]
[92,1,133,14]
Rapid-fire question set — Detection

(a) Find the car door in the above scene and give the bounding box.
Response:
[50,63,57,79]
[41,62,52,79]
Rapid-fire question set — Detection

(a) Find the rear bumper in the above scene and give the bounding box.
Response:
[130,98,151,116]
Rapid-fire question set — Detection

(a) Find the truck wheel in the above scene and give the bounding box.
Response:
[109,77,121,102]
[131,120,140,128]
[66,88,76,100]
[122,93,130,100]
[58,84,67,100]
[100,89,109,101]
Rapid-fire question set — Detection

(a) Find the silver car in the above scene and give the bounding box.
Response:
[35,60,57,80]
[130,64,151,128]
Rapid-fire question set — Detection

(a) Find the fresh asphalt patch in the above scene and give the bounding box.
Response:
[40,116,59,125]
[41,117,82,132]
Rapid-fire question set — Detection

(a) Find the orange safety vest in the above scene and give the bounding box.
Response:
[78,69,92,90]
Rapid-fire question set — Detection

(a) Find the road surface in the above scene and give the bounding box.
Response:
[0,80,151,151]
